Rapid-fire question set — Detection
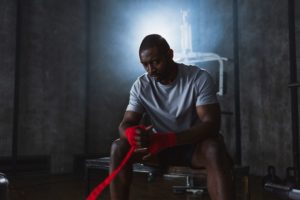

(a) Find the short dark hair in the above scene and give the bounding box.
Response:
[139,34,170,55]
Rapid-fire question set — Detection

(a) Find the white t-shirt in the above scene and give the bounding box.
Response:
[126,63,218,133]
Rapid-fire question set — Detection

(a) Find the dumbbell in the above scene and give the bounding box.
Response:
[284,167,297,188]
[263,165,282,185]
[0,173,9,200]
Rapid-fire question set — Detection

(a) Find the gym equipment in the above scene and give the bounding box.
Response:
[264,182,300,200]
[263,165,282,185]
[0,173,9,200]
[285,167,297,188]
[263,166,300,200]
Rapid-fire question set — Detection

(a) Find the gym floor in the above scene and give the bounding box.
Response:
[8,171,283,200]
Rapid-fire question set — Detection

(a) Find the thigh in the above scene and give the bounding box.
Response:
[191,134,230,168]
[112,138,162,167]
[130,149,160,165]
[157,143,197,168]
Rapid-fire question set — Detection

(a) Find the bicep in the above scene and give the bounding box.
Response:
[196,103,221,126]
[121,111,143,125]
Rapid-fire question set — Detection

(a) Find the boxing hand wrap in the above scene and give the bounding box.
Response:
[86,125,145,200]
[149,132,177,155]
[86,127,176,200]
[125,125,145,147]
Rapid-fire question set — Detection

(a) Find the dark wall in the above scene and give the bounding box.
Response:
[87,0,135,154]
[0,0,87,173]
[19,0,87,173]
[238,0,300,176]
[0,0,16,157]
[296,0,300,131]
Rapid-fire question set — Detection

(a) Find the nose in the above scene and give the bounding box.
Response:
[146,64,155,75]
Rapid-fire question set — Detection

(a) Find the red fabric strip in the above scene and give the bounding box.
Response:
[148,132,176,155]
[86,146,135,200]
[86,126,177,200]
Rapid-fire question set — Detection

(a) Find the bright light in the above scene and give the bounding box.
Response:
[135,16,176,46]
[131,9,181,56]
[129,8,227,95]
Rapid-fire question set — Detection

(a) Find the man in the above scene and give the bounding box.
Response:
[110,34,234,200]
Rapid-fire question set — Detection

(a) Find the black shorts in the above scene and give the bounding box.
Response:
[157,143,197,168]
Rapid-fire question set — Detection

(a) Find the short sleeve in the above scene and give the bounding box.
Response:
[195,70,219,106]
[126,80,145,113]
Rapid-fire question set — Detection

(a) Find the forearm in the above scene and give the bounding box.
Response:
[176,121,220,145]
[119,111,143,139]
[119,121,139,139]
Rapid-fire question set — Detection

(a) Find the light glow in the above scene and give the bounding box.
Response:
[131,9,180,56]
[129,7,227,95]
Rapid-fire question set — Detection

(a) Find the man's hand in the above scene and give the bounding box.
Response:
[135,125,153,148]
[135,130,177,160]
[132,125,154,160]
[125,125,177,160]
[134,126,154,160]
[125,125,153,150]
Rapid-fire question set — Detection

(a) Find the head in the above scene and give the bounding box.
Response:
[139,34,176,84]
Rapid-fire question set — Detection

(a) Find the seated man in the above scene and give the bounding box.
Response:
[110,34,234,200]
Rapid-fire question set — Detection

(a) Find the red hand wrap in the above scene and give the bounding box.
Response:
[86,146,135,200]
[86,126,176,200]
[86,125,145,200]
[125,125,145,147]
[149,132,177,155]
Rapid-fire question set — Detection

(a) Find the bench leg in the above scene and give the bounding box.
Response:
[172,175,207,195]
[84,166,90,197]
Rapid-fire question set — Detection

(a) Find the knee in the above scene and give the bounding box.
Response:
[201,138,224,163]
[110,138,130,160]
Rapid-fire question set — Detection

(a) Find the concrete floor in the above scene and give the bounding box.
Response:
[7,171,284,200]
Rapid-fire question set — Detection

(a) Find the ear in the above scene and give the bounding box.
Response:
[167,49,174,60]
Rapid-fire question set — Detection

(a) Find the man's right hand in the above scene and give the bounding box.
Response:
[125,125,153,149]
[134,125,153,148]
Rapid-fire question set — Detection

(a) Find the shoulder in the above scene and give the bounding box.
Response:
[178,63,210,80]
[131,73,150,91]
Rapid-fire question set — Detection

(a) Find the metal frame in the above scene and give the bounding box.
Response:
[233,0,242,165]
[84,0,91,156]
[11,0,23,173]
[288,0,299,183]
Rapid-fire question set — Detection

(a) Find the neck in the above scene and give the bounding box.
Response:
[160,62,178,85]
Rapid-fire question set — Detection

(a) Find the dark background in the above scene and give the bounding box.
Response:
[0,0,299,178]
